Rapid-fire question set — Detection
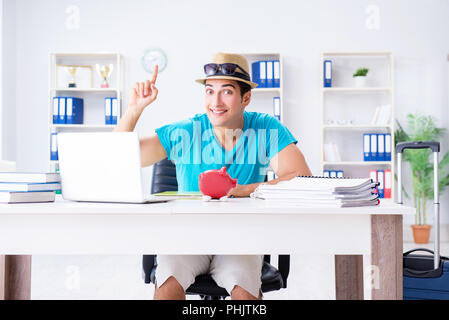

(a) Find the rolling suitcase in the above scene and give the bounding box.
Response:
[396,141,449,300]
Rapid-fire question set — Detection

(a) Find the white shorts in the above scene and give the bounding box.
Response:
[155,255,264,298]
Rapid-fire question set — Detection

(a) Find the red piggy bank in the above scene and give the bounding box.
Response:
[198,167,237,199]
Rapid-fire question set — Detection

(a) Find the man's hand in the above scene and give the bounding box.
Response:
[128,65,159,114]
[226,175,294,198]
[226,184,251,198]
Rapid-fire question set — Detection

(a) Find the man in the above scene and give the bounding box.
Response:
[114,53,312,300]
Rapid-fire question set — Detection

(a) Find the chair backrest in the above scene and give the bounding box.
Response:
[151,158,178,194]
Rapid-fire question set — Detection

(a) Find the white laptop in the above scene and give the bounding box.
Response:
[58,132,170,204]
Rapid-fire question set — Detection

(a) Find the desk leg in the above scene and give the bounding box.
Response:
[0,255,32,300]
[334,255,364,300]
[371,215,403,300]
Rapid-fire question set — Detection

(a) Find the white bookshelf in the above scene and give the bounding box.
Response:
[48,52,124,172]
[320,51,395,200]
[240,53,284,124]
[240,53,283,181]
[233,52,285,180]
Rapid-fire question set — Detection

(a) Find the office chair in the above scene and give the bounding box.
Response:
[143,158,290,300]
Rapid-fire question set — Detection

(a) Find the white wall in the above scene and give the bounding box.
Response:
[5,0,449,223]
[0,0,2,160]
[2,0,15,161]
[0,0,3,160]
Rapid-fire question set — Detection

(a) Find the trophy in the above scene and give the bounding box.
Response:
[65,66,78,88]
[96,64,114,88]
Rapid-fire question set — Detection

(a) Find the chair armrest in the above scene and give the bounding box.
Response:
[264,255,270,264]
[278,255,290,288]
[142,255,156,283]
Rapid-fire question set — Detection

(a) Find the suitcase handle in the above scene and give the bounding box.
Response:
[404,264,444,278]
[403,248,449,260]
[396,141,441,270]
[396,141,440,153]
[404,248,434,256]
[403,248,449,278]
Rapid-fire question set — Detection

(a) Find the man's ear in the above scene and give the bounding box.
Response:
[241,91,251,107]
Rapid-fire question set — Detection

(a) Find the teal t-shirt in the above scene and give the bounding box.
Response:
[155,111,297,192]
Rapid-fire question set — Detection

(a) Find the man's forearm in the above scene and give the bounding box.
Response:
[249,171,299,193]
[113,108,142,132]
[266,171,305,185]
[230,171,302,198]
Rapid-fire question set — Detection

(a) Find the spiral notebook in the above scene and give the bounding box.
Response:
[251,176,379,207]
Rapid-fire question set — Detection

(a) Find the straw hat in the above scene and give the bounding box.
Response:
[196,52,258,89]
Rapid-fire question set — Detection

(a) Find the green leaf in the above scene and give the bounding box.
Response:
[395,113,449,220]
[352,67,369,77]
[439,152,449,171]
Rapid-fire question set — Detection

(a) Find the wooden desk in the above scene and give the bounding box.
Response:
[0,196,414,300]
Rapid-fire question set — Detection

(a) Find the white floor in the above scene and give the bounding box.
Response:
[30,241,449,300]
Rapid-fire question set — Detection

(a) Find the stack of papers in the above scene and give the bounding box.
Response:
[251,177,379,207]
[0,172,60,204]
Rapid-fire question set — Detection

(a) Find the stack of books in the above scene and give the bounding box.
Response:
[363,133,392,161]
[370,169,392,199]
[0,172,61,203]
[251,176,379,207]
[323,170,344,178]
[251,60,281,88]
[273,97,281,121]
[52,97,84,124]
[104,97,121,125]
[371,104,392,126]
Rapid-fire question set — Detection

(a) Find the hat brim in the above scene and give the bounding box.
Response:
[196,75,258,89]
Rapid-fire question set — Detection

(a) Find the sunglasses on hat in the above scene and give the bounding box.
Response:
[204,63,250,78]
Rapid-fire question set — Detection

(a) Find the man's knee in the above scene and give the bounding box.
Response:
[157,276,184,292]
[154,276,186,300]
[231,285,262,300]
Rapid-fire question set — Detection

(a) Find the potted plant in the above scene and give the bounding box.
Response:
[353,67,369,87]
[395,113,449,243]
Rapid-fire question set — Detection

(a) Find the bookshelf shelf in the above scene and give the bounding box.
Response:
[50,88,119,93]
[323,124,393,130]
[252,88,281,94]
[322,51,392,57]
[48,52,121,58]
[322,87,392,93]
[323,161,392,166]
[320,51,395,199]
[51,124,116,129]
[48,52,124,172]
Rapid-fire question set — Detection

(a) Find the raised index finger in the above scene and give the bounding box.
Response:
[151,64,159,84]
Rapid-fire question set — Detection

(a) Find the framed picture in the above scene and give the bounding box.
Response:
[55,64,93,89]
